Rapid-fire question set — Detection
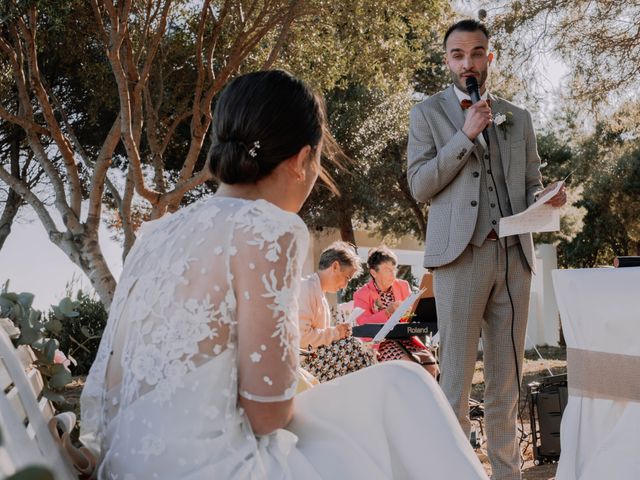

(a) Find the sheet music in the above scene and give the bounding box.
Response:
[372,289,425,343]
[498,180,564,237]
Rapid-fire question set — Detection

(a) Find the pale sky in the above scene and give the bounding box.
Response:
[0,212,123,310]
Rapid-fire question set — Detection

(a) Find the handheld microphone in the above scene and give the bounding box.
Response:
[465,76,490,146]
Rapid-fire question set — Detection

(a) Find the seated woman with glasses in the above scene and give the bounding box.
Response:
[298,241,362,350]
[353,246,439,378]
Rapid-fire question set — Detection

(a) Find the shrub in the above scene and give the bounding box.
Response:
[49,290,107,376]
[0,283,77,404]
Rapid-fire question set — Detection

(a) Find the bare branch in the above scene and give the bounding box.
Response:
[0,164,58,236]
[121,167,136,259]
[143,85,166,192]
[89,0,112,45]
[159,111,192,155]
[262,0,301,70]
[25,132,82,232]
[206,0,233,79]
[16,10,84,216]
[1,23,80,231]
[42,76,125,226]
[159,168,212,216]
[0,134,25,250]
[136,1,172,89]
[86,118,122,234]
[191,0,213,136]
[0,105,51,136]
[105,16,160,205]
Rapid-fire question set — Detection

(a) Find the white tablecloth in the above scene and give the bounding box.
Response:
[552,267,640,480]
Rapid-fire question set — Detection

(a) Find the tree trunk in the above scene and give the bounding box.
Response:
[0,131,24,250]
[52,228,117,309]
[0,191,21,250]
[337,206,356,246]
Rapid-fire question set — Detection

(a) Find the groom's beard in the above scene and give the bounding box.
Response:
[451,70,488,94]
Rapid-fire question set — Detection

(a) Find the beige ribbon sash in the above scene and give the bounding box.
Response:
[567,347,640,402]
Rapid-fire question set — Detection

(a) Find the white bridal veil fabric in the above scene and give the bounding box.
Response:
[80,196,487,479]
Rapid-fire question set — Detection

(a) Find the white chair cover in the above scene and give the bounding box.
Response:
[552,267,640,480]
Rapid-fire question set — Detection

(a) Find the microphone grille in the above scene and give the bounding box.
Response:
[465,76,479,91]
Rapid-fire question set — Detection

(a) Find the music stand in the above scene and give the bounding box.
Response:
[408,273,438,336]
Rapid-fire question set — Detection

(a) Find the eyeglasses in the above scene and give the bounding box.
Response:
[341,271,354,282]
[376,265,397,275]
[339,268,356,283]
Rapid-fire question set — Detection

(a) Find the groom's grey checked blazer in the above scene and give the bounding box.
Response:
[407,85,544,480]
[407,85,543,272]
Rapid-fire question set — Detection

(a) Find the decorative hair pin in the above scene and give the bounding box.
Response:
[248,141,261,157]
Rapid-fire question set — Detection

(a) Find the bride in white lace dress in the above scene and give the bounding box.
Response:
[80,70,487,479]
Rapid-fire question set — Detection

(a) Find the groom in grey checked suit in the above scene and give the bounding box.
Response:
[407,20,566,480]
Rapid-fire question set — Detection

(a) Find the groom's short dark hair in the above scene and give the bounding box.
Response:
[443,19,490,48]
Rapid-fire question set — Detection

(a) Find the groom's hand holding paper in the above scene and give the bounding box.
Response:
[498,180,566,238]
[541,180,568,208]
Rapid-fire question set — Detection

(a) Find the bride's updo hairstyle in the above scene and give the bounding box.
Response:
[208,70,325,184]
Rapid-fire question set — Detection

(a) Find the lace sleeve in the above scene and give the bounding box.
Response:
[233,208,307,403]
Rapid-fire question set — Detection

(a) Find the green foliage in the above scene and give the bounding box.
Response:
[270,0,452,92]
[0,283,77,404]
[533,130,586,247]
[558,146,640,267]
[532,104,640,268]
[50,290,107,375]
[412,29,451,96]
[301,84,429,243]
[489,0,640,104]
[293,7,454,245]
[537,131,574,185]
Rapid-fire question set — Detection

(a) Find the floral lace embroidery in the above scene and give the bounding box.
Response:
[80,197,308,478]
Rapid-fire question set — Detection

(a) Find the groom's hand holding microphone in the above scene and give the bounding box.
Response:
[462,75,492,143]
[462,100,492,142]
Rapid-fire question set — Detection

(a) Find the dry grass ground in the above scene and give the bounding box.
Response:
[472,346,567,480]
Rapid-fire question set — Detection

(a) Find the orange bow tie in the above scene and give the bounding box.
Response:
[460,98,491,110]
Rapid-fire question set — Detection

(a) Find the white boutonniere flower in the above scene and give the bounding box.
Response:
[494,113,507,126]
[494,111,513,139]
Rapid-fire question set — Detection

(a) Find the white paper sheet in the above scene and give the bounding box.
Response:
[371,289,425,343]
[498,181,563,237]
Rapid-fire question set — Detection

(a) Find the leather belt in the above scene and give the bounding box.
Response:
[486,229,499,241]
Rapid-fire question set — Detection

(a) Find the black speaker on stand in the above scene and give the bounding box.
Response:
[527,373,568,465]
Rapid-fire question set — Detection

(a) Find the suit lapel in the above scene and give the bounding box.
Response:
[440,85,465,132]
[440,85,484,159]
[489,94,510,177]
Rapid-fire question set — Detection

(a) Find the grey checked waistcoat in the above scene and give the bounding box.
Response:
[470,127,518,248]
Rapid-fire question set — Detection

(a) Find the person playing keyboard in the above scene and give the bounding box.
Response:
[353,246,439,378]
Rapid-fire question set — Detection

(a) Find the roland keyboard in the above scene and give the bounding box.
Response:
[352,322,435,339]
